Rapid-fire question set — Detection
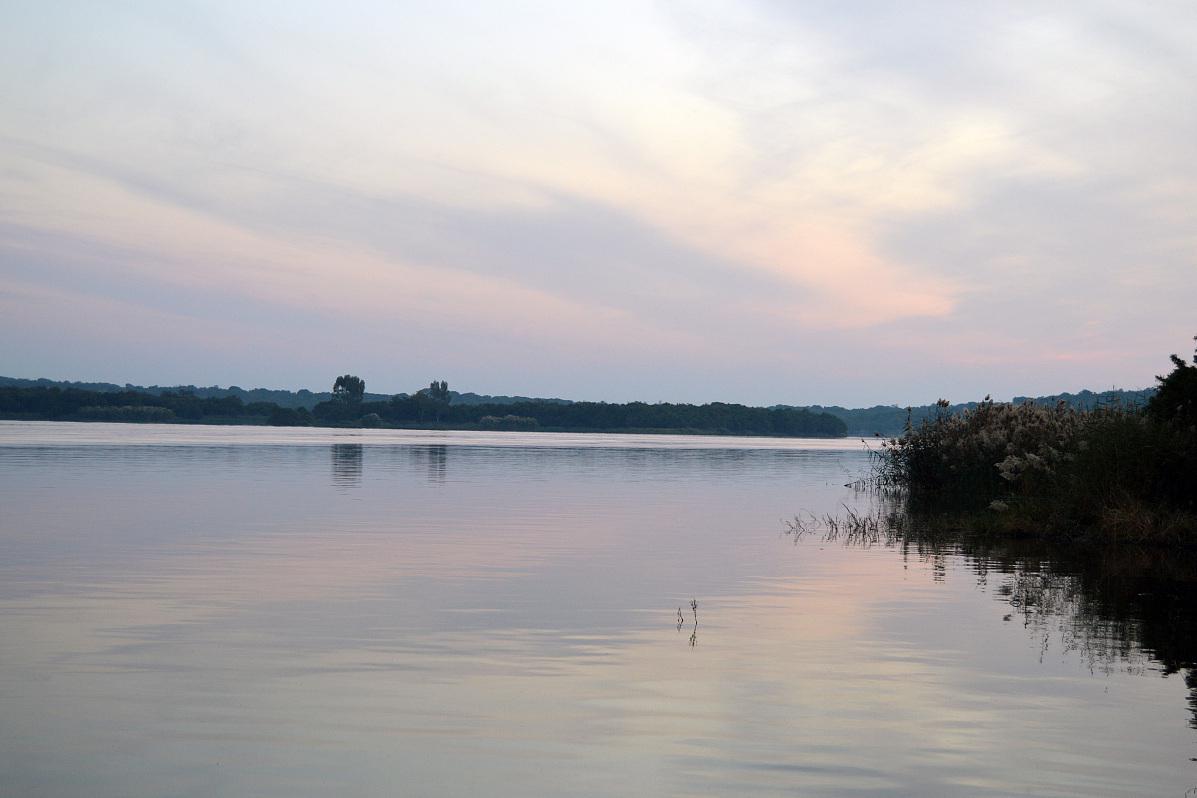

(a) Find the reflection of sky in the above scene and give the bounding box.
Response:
[1,433,1194,796]
[2,4,1195,405]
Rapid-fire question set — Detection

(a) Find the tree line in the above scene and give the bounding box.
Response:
[0,386,287,423]
[796,387,1157,437]
[3,374,1153,435]
[0,375,572,409]
[0,376,848,438]
[307,377,845,436]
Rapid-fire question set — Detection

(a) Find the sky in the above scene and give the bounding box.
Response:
[1,1,1194,407]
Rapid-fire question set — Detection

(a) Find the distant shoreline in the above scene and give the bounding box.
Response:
[0,415,850,439]
[1,380,850,438]
[0,374,1156,438]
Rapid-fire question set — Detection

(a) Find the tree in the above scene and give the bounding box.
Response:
[415,379,450,422]
[1147,336,1197,429]
[333,374,365,403]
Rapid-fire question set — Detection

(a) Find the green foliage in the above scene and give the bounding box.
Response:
[446,399,845,436]
[879,344,1197,542]
[332,374,366,403]
[410,379,451,422]
[309,384,848,436]
[879,397,1087,510]
[0,386,253,422]
[0,376,337,408]
[805,388,1155,437]
[1147,336,1197,430]
[5,376,846,437]
[3,374,1160,433]
[267,405,312,426]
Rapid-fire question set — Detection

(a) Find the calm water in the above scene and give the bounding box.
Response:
[1,421,1194,797]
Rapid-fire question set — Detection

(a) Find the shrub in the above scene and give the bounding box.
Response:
[877,343,1197,542]
[1147,336,1197,431]
[879,397,1085,509]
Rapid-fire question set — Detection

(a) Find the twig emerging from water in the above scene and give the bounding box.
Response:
[675,599,698,646]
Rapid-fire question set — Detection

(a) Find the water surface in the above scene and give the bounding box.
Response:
[1,421,1194,796]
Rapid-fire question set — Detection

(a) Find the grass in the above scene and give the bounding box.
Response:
[860,343,1197,545]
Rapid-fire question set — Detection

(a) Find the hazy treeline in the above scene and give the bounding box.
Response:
[0,376,570,409]
[311,392,847,437]
[798,388,1156,437]
[1,375,1152,435]
[0,376,335,408]
[0,386,293,424]
[0,384,848,437]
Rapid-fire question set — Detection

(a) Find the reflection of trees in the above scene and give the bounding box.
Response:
[994,547,1196,722]
[939,541,1197,729]
[330,444,363,488]
[789,507,1197,729]
[414,445,448,483]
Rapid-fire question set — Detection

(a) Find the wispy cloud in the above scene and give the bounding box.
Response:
[0,1,1193,403]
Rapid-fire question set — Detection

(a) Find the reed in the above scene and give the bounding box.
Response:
[868,342,1197,544]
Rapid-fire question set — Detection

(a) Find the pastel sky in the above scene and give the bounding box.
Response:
[1,1,1194,406]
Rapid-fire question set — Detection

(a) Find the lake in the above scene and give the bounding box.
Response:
[1,421,1194,797]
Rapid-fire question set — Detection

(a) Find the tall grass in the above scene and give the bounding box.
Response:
[873,342,1197,544]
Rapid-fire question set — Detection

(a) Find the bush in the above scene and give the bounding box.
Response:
[877,343,1197,543]
[879,397,1085,509]
[1147,336,1197,431]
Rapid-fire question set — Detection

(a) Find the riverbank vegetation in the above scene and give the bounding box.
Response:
[871,339,1197,544]
[309,382,846,436]
[797,387,1154,437]
[0,379,848,438]
[3,375,1154,437]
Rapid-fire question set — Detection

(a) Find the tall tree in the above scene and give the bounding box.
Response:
[415,379,450,422]
[333,374,366,403]
[1148,336,1197,428]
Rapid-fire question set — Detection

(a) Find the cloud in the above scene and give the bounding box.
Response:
[0,1,1193,403]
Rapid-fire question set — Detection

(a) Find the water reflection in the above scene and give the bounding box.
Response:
[797,516,1197,731]
[981,544,1197,731]
[414,444,448,483]
[3,426,1196,796]
[330,443,363,488]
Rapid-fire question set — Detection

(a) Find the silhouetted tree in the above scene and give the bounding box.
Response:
[415,379,450,422]
[1148,336,1197,429]
[333,374,365,403]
